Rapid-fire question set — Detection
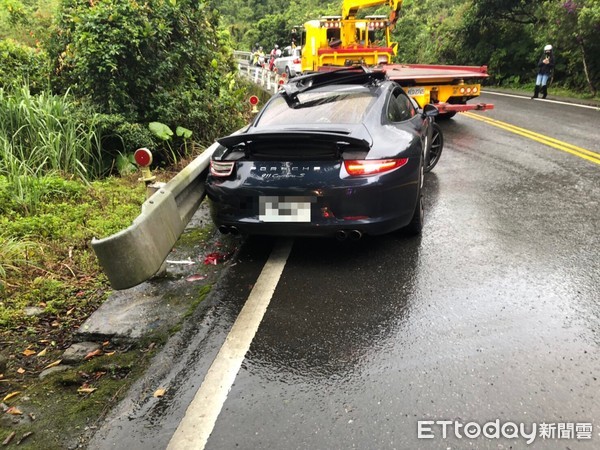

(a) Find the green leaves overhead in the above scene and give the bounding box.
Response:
[213,0,338,50]
[212,0,598,95]
[44,0,247,152]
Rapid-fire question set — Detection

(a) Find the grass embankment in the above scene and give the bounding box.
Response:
[0,174,150,447]
[0,85,213,448]
[0,85,144,333]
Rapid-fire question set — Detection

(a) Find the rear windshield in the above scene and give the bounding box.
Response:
[255,89,376,127]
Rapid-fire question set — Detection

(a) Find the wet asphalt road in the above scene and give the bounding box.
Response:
[89,93,599,449]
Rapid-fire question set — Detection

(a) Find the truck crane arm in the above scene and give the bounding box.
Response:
[342,0,402,24]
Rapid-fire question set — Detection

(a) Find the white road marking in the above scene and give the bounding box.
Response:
[482,90,600,110]
[166,239,293,450]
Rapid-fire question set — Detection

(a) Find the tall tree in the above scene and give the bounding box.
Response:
[544,0,599,94]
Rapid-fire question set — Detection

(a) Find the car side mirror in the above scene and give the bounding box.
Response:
[422,104,439,119]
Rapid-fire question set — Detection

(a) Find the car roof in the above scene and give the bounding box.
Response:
[284,67,387,92]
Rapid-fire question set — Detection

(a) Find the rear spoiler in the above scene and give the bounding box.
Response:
[217,131,371,151]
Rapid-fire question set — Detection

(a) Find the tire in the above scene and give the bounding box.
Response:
[404,161,424,235]
[424,122,443,173]
[406,194,424,235]
[437,111,457,120]
[285,66,291,78]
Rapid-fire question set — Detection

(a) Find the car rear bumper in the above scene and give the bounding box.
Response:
[211,213,415,238]
[206,159,421,237]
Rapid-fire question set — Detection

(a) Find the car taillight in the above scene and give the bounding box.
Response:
[344,158,408,176]
[210,160,235,177]
[293,58,301,64]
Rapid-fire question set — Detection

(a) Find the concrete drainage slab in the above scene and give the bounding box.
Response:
[76,202,238,343]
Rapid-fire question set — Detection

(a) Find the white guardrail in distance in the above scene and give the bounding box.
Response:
[91,142,219,290]
[234,50,285,94]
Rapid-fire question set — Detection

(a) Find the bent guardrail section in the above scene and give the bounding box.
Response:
[92,54,274,291]
[91,142,219,290]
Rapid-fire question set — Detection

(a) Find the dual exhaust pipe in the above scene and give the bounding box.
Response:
[220,225,363,241]
[218,225,240,236]
[335,230,363,241]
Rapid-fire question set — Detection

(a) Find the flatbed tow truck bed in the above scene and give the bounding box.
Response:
[383,63,494,113]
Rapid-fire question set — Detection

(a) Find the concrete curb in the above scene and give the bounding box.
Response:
[80,203,239,343]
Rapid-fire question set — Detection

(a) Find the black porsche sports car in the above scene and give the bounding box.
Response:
[206,67,440,239]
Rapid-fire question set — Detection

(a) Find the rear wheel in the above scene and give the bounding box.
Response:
[405,161,424,235]
[438,111,457,120]
[406,194,424,235]
[424,122,443,173]
[285,66,291,78]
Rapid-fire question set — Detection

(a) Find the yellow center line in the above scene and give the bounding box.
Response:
[462,112,600,165]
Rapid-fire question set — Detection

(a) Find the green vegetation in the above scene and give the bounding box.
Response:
[46,0,247,149]
[0,0,59,47]
[2,0,249,166]
[0,174,146,328]
[0,343,161,450]
[0,86,105,211]
[0,0,251,331]
[0,0,597,446]
[0,39,49,92]
[0,4,248,444]
[214,0,599,98]
[0,172,159,447]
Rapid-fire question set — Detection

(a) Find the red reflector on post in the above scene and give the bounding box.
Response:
[344,158,408,176]
[249,95,259,106]
[134,148,153,167]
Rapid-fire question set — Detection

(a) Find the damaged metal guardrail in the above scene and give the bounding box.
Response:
[92,55,273,291]
[91,142,219,290]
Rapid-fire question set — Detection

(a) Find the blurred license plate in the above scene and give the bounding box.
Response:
[259,196,315,222]
[407,87,425,96]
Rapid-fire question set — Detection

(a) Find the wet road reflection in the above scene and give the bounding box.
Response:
[207,115,599,449]
[247,235,421,383]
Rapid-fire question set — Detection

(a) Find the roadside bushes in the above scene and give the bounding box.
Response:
[0,0,250,218]
[47,0,247,150]
[389,0,599,95]
[0,38,49,93]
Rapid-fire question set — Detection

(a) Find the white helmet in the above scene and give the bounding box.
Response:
[544,44,553,51]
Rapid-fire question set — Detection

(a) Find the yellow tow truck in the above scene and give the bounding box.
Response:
[301,0,493,116]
